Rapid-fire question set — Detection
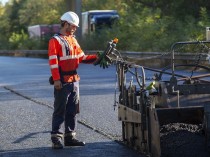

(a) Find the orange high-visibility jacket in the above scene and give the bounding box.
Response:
[48,34,97,83]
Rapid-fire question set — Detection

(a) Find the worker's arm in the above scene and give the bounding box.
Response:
[48,38,62,89]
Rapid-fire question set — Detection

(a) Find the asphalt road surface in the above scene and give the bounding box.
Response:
[1,56,209,157]
[0,56,143,157]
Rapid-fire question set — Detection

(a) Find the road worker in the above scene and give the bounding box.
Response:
[48,11,109,149]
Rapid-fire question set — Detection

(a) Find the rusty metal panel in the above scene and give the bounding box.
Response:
[204,104,210,148]
[149,108,161,157]
[118,104,141,123]
[156,106,204,126]
[122,121,147,153]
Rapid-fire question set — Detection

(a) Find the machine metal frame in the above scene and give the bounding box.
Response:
[103,39,210,157]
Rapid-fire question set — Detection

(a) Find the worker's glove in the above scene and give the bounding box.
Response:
[49,76,54,85]
[94,52,112,69]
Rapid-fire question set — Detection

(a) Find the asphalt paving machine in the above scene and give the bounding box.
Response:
[101,38,210,157]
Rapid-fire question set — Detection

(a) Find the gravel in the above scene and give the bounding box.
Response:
[160,123,210,157]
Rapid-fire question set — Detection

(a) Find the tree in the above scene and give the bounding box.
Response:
[0,0,210,51]
[0,0,65,49]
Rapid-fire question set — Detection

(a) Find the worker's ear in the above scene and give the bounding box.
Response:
[62,21,69,28]
[64,22,68,27]
[61,21,66,27]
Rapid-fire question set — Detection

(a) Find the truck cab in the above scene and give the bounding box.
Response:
[81,10,119,36]
[28,10,119,39]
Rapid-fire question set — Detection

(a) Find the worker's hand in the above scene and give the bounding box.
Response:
[94,52,111,69]
[54,80,62,90]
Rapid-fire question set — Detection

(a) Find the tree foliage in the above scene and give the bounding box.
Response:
[0,0,210,51]
[82,0,210,51]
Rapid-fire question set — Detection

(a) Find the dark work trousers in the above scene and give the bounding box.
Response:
[51,81,79,135]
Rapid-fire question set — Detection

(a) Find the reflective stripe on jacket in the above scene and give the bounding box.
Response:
[48,34,97,82]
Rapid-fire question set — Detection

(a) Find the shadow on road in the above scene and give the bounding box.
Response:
[0,141,143,157]
[13,131,51,144]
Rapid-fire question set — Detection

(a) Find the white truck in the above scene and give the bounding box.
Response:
[28,24,60,38]
[28,10,119,38]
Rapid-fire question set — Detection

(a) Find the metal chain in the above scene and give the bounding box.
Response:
[190,54,201,78]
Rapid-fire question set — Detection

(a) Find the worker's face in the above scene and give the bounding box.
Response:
[66,22,77,35]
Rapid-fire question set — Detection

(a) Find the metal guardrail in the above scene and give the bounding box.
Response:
[0,50,49,58]
[0,50,209,67]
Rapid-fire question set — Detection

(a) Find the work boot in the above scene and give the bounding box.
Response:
[51,133,63,149]
[64,132,85,146]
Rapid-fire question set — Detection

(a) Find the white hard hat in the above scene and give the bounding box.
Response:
[60,11,79,27]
